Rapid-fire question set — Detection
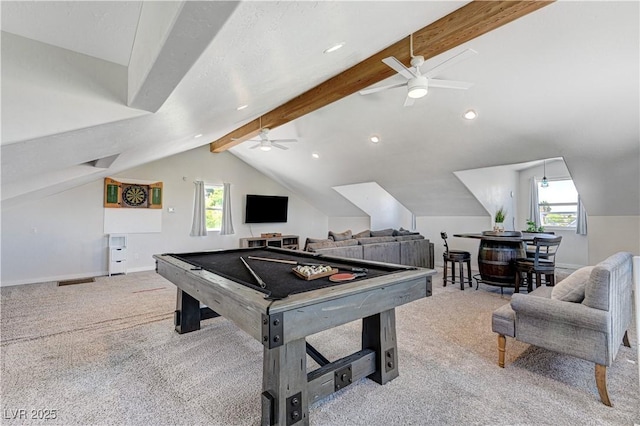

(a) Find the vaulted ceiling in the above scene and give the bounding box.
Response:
[2,1,638,217]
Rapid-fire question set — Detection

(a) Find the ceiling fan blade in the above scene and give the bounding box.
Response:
[428,79,474,90]
[271,143,289,150]
[271,139,297,143]
[360,81,408,96]
[382,57,417,79]
[424,48,478,78]
[403,96,415,107]
[249,143,261,149]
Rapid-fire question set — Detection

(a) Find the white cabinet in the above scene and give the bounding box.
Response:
[108,234,127,276]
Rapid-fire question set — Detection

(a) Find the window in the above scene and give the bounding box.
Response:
[205,185,224,231]
[537,179,578,228]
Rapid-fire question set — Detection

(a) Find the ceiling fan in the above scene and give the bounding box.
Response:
[360,34,477,107]
[245,128,297,151]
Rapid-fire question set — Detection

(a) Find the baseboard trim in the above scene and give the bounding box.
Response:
[1,266,157,287]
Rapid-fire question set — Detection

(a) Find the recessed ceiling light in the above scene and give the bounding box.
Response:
[463,110,477,120]
[194,134,203,139]
[312,152,320,159]
[324,42,345,54]
[370,136,380,143]
[236,104,248,111]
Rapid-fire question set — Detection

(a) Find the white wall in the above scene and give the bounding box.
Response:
[332,182,413,230]
[327,217,370,236]
[416,215,492,270]
[454,166,518,231]
[588,216,640,264]
[1,146,328,286]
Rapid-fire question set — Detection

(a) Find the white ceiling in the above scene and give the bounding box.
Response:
[1,1,142,66]
[1,1,638,217]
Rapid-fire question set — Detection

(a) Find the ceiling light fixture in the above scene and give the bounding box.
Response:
[407,76,428,99]
[324,42,345,54]
[194,133,203,139]
[541,160,549,187]
[259,140,272,152]
[236,104,248,111]
[463,110,477,120]
[370,136,380,143]
[312,152,320,159]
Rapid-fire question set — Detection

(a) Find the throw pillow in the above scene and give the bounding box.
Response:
[370,228,394,237]
[353,229,371,238]
[304,238,331,251]
[328,229,352,241]
[550,266,594,302]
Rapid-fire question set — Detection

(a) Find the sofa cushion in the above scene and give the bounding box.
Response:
[328,229,352,241]
[551,266,594,302]
[307,238,358,252]
[356,236,396,245]
[353,229,371,238]
[370,228,394,237]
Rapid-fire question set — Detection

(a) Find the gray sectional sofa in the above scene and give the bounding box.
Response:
[303,228,434,269]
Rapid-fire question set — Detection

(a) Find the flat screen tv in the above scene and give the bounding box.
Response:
[245,195,288,223]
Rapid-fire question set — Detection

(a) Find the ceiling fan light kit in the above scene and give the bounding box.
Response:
[239,121,298,151]
[407,76,428,99]
[260,141,272,151]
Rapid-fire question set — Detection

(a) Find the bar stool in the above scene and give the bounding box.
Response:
[441,232,472,290]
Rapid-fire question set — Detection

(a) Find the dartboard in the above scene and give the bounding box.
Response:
[122,184,148,207]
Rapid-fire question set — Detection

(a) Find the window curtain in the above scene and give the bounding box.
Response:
[576,195,588,235]
[528,177,540,228]
[220,182,235,235]
[190,181,207,237]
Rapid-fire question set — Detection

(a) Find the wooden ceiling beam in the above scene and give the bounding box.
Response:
[210,0,553,153]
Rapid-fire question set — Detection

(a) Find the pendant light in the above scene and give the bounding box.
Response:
[541,160,549,188]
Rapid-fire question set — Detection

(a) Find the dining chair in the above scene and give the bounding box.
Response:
[525,231,555,258]
[515,236,562,291]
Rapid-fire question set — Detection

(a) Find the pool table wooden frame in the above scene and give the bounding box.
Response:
[154,248,434,426]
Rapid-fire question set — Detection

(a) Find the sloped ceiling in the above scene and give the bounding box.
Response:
[1,1,638,218]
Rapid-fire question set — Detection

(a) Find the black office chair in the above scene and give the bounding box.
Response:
[515,236,562,292]
[441,232,472,290]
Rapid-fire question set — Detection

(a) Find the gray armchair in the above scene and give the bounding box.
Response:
[492,251,634,406]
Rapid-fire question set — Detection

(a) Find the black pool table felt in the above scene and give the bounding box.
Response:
[168,248,403,300]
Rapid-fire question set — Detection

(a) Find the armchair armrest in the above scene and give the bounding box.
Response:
[511,294,608,333]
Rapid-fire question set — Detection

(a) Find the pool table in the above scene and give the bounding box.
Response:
[154,247,434,426]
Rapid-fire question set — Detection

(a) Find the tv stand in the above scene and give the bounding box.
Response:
[239,235,299,250]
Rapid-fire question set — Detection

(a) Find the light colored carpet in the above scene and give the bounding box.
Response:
[1,270,638,425]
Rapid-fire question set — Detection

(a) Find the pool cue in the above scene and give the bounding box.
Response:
[247,256,367,273]
[240,257,267,289]
[247,256,299,265]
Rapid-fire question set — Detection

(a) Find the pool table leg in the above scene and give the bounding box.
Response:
[262,338,309,426]
[362,309,399,385]
[174,289,200,334]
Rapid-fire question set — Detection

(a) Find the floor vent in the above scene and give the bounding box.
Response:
[57,277,96,286]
